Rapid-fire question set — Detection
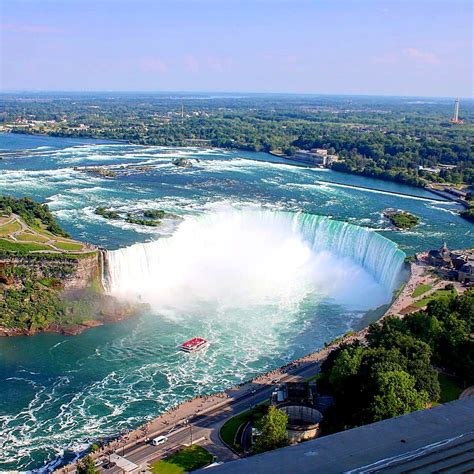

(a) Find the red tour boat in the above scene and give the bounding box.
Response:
[180,337,208,353]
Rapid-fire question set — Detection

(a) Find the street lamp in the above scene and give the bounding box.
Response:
[184,419,193,445]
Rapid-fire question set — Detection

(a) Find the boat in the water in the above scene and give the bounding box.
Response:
[180,337,208,353]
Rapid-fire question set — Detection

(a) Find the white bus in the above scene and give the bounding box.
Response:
[151,435,168,446]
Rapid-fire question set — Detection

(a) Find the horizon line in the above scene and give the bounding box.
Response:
[0,90,472,101]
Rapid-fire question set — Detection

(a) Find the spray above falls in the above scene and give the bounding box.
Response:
[104,209,405,316]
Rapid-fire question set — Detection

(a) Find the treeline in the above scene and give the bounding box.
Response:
[0,196,69,237]
[3,94,473,186]
[319,291,473,432]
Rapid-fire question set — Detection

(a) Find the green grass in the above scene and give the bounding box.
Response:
[220,403,268,452]
[0,220,22,236]
[439,374,464,403]
[53,241,84,251]
[15,232,50,243]
[412,284,432,298]
[412,289,457,308]
[0,238,52,253]
[151,445,213,474]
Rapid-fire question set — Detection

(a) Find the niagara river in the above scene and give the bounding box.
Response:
[0,134,472,471]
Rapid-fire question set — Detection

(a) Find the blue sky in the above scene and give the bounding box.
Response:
[1,0,472,97]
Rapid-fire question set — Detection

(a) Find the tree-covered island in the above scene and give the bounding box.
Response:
[383,209,420,230]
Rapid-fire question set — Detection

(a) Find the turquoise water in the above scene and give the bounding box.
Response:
[0,134,472,471]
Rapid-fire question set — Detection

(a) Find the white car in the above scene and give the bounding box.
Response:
[151,435,168,446]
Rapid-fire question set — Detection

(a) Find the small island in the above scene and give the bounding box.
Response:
[383,209,420,230]
[73,166,117,178]
[94,206,178,227]
[172,157,193,168]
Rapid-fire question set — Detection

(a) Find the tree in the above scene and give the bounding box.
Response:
[77,455,98,474]
[370,371,429,422]
[252,406,288,454]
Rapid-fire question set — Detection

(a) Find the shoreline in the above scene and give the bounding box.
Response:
[2,131,464,207]
[57,258,430,473]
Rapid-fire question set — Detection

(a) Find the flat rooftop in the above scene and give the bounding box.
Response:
[207,397,474,473]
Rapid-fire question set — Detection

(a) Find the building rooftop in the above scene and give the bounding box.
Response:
[206,397,474,474]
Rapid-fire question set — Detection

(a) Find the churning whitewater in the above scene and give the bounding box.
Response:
[106,208,405,315]
[10,134,472,472]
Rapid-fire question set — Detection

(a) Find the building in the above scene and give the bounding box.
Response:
[207,397,474,474]
[443,187,468,199]
[428,242,452,267]
[292,149,338,167]
[271,382,323,443]
[458,261,474,284]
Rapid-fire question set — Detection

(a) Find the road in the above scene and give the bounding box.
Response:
[103,361,321,472]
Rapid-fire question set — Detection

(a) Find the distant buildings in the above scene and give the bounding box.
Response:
[427,243,474,284]
[292,148,339,167]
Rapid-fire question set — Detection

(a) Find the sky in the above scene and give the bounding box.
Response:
[0,0,472,97]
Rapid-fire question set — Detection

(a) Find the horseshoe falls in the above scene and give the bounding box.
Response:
[105,208,405,315]
[6,134,473,472]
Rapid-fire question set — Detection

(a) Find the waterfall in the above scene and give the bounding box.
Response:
[292,212,406,291]
[104,208,405,312]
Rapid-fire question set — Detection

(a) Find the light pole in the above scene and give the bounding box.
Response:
[184,419,193,445]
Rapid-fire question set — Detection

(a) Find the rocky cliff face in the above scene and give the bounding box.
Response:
[0,252,102,291]
[0,251,146,337]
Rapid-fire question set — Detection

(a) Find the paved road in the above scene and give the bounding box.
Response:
[103,362,321,472]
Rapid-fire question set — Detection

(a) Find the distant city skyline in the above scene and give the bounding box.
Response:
[1,0,472,97]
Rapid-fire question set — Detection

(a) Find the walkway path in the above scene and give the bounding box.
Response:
[59,256,464,473]
[1,214,95,254]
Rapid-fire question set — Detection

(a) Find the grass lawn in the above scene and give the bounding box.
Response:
[0,238,52,253]
[220,403,267,452]
[151,445,213,474]
[438,374,464,403]
[0,220,22,236]
[412,283,432,298]
[15,232,50,243]
[412,289,457,308]
[53,241,84,251]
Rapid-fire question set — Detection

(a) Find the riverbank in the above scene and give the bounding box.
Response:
[59,249,473,473]
[57,259,427,472]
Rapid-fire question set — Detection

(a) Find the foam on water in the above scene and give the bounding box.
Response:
[106,207,405,312]
[1,135,471,471]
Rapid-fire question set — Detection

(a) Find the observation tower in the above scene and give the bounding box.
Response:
[450,98,464,124]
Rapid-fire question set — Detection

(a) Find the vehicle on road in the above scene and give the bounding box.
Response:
[151,435,168,446]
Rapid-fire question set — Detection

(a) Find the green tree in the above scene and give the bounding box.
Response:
[77,455,98,474]
[370,371,429,422]
[253,406,288,454]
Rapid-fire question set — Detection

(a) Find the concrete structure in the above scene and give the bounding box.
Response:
[271,382,322,443]
[292,149,338,167]
[428,242,452,266]
[206,397,474,473]
[272,382,317,406]
[450,98,464,124]
[426,243,474,284]
[458,261,474,284]
[280,405,322,443]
